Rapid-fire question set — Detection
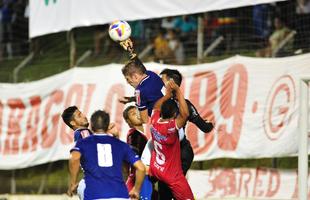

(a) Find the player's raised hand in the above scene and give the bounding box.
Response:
[166,79,179,92]
[120,38,137,59]
[120,38,133,51]
[118,96,136,104]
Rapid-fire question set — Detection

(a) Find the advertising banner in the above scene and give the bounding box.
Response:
[0,54,309,169]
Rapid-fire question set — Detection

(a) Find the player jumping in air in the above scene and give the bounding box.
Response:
[150,80,194,200]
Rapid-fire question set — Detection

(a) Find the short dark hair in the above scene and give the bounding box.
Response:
[122,57,147,76]
[61,106,78,130]
[160,99,178,119]
[90,110,110,132]
[123,105,136,121]
[160,68,182,86]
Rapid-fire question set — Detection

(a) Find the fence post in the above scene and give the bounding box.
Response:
[197,15,204,64]
[69,30,76,68]
[10,170,16,194]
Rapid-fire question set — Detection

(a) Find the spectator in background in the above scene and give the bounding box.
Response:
[174,15,197,37]
[153,28,171,63]
[210,11,238,55]
[252,4,272,46]
[93,24,109,57]
[256,17,293,57]
[161,17,176,30]
[173,15,197,55]
[203,12,220,47]
[166,29,184,64]
[1,0,14,59]
[295,0,310,51]
[12,0,28,56]
[128,21,145,51]
[0,1,3,62]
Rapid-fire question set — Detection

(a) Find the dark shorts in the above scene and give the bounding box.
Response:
[180,136,194,175]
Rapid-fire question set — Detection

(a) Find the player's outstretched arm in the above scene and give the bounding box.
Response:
[186,100,214,133]
[130,160,146,200]
[174,83,189,129]
[119,38,137,59]
[118,96,136,104]
[67,151,81,197]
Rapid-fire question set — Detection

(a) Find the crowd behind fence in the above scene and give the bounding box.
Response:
[0,0,310,66]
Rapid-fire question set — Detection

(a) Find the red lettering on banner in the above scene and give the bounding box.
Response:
[253,168,267,197]
[207,169,237,197]
[3,99,25,155]
[218,64,248,150]
[269,84,290,133]
[105,84,125,137]
[82,84,96,116]
[238,169,252,197]
[60,84,83,145]
[187,71,217,154]
[22,96,41,152]
[291,170,310,198]
[266,168,280,197]
[41,90,63,148]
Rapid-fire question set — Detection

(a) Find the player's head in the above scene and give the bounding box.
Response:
[61,106,89,130]
[90,110,110,132]
[123,105,142,128]
[160,99,178,119]
[160,68,182,86]
[122,57,147,88]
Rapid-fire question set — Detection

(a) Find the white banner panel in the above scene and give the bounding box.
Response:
[187,168,307,199]
[0,54,310,169]
[30,0,286,38]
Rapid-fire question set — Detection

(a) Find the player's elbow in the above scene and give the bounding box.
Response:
[134,160,146,174]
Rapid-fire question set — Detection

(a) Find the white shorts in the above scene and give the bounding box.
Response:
[77,179,85,200]
[141,139,153,166]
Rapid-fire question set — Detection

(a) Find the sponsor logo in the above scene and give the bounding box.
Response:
[135,90,141,106]
[263,75,295,140]
[151,127,167,142]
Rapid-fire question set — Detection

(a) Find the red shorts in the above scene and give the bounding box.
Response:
[126,174,135,192]
[160,175,194,200]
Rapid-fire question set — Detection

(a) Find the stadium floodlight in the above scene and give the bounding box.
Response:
[298,77,309,200]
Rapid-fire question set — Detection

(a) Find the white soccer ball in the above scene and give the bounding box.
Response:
[108,20,132,42]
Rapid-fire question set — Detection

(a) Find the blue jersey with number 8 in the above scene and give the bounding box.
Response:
[71,133,140,200]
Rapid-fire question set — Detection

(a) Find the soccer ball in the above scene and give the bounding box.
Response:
[108,20,131,42]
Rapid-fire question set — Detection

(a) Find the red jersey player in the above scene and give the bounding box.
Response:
[149,80,194,200]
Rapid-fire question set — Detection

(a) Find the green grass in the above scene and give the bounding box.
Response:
[191,157,298,170]
[0,57,25,82]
